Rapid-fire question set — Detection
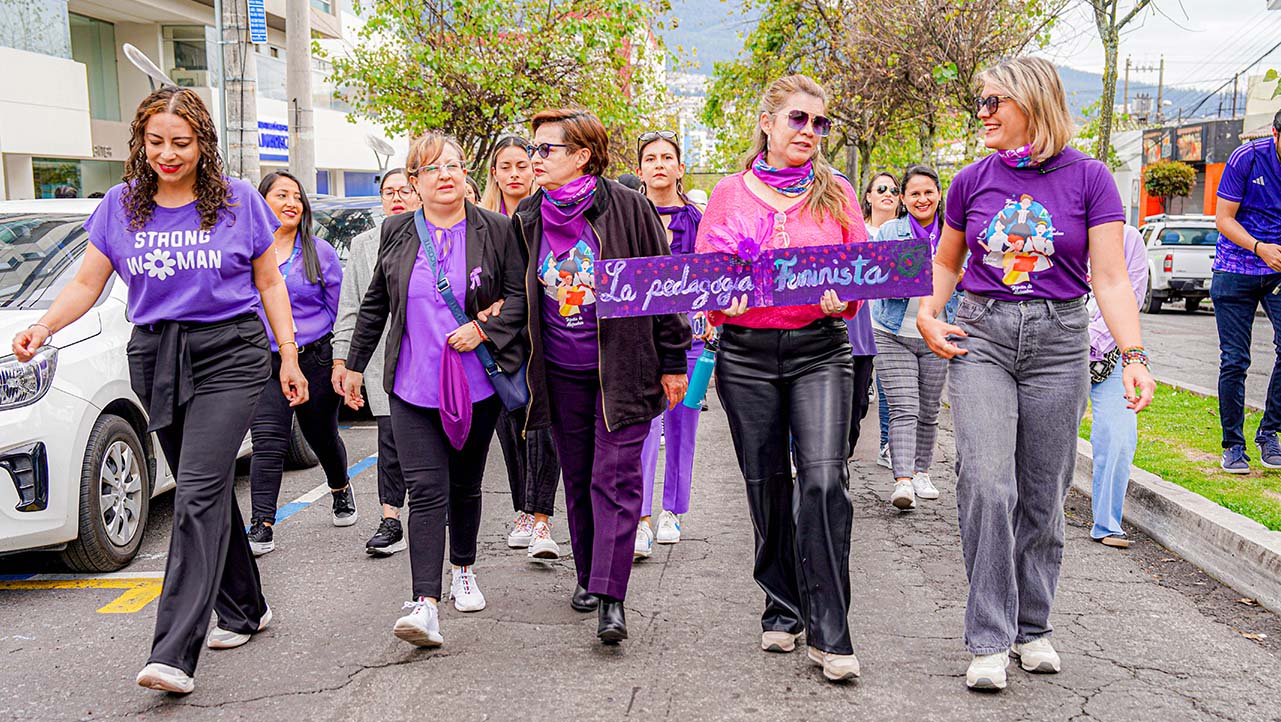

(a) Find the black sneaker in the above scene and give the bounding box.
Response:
[332,486,358,527]
[366,517,406,556]
[247,519,274,556]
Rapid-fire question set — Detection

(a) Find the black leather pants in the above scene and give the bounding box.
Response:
[715,318,855,655]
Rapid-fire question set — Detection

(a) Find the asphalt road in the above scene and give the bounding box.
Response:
[1141,303,1277,409]
[2,399,1280,721]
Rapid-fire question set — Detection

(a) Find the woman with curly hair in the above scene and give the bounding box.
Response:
[11,86,306,695]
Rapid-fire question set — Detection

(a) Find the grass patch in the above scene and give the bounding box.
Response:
[1081,384,1281,531]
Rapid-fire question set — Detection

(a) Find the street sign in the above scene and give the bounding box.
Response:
[248,0,268,44]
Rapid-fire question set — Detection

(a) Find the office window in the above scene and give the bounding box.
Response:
[343,172,378,197]
[163,26,216,87]
[311,0,332,13]
[69,14,120,121]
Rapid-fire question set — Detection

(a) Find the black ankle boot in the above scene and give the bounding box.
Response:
[597,597,627,644]
[570,585,599,612]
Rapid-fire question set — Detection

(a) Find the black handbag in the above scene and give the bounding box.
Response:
[1090,346,1120,385]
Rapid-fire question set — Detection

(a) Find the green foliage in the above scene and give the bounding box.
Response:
[1075,99,1124,171]
[320,0,669,179]
[1266,69,1281,100]
[1143,160,1197,210]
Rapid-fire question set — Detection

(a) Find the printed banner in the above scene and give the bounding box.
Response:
[596,239,933,318]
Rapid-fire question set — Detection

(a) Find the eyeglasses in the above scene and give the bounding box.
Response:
[874,184,900,196]
[638,130,678,160]
[526,142,570,159]
[975,94,1015,116]
[380,187,415,199]
[411,161,467,177]
[783,109,832,137]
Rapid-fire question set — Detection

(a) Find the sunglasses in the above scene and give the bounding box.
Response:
[783,109,832,137]
[874,184,900,196]
[638,130,678,159]
[975,94,1015,116]
[526,142,570,159]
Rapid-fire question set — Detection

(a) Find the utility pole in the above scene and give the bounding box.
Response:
[286,0,315,196]
[222,0,261,184]
[1123,55,1131,115]
[1232,73,1239,116]
[1156,55,1165,123]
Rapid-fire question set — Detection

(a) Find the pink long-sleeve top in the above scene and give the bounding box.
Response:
[694,171,868,329]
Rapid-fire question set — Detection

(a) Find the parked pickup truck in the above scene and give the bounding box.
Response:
[1138,214,1217,314]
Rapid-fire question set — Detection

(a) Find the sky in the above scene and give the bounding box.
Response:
[1044,0,1281,91]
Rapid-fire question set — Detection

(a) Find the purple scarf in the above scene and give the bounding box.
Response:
[439,346,472,450]
[540,175,598,256]
[909,213,940,253]
[751,152,815,197]
[655,202,704,254]
[995,143,1040,169]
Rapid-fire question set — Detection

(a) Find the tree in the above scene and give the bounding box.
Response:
[1087,0,1154,162]
[321,0,669,179]
[1143,160,1195,214]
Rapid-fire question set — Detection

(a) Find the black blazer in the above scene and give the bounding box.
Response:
[345,202,529,394]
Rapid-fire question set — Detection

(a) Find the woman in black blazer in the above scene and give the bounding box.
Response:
[343,133,528,648]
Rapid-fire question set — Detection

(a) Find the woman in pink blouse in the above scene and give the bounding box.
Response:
[694,74,867,683]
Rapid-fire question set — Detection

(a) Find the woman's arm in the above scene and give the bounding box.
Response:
[1089,221,1156,411]
[916,224,968,358]
[469,223,528,353]
[346,227,396,374]
[253,252,308,406]
[11,243,115,361]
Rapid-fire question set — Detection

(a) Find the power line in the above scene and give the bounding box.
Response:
[1181,36,1281,119]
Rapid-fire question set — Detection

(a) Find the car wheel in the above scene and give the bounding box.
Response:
[1184,298,1202,313]
[284,416,319,469]
[60,414,150,572]
[1141,280,1163,314]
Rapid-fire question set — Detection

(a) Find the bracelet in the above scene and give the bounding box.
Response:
[1120,346,1149,368]
[472,320,487,341]
[28,322,53,337]
[279,340,298,351]
[1255,240,1262,255]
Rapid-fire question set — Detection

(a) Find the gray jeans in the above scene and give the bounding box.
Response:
[872,330,948,480]
[949,294,1089,655]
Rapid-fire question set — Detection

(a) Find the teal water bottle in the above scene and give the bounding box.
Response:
[682,338,718,409]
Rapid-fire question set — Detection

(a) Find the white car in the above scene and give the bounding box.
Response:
[0,200,313,571]
[1138,214,1218,314]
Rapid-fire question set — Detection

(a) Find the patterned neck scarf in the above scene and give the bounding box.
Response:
[751,152,815,197]
[996,143,1040,169]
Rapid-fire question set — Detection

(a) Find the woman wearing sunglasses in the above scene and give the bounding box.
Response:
[513,109,691,645]
[480,135,565,562]
[333,169,420,556]
[632,129,705,559]
[916,56,1155,691]
[870,164,960,511]
[342,133,529,648]
[859,172,902,466]
[694,74,866,682]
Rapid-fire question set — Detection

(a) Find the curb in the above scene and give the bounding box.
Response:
[1073,438,1281,614]
[1155,373,1263,413]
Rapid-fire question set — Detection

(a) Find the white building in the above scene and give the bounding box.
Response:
[0,0,407,200]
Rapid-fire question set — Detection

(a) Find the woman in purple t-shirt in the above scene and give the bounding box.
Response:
[915,57,1156,692]
[341,133,529,649]
[245,171,351,555]
[10,87,306,695]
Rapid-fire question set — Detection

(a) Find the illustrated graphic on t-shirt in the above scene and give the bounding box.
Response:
[122,229,222,282]
[539,240,596,322]
[977,193,1059,293]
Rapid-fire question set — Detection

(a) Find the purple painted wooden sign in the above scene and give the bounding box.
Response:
[596,239,933,318]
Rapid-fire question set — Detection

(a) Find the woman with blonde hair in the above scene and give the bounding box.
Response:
[695,74,867,682]
[917,56,1155,691]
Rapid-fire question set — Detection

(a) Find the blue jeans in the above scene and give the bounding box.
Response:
[876,375,889,447]
[1089,363,1136,539]
[1209,271,1281,448]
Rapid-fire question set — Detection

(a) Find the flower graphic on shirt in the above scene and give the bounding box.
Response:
[143,249,177,281]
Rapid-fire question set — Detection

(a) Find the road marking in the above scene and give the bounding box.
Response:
[264,453,378,526]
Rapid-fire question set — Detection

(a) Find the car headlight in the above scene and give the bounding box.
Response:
[0,346,59,411]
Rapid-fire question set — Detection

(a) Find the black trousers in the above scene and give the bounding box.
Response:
[376,415,406,508]
[248,336,349,522]
[126,316,271,676]
[848,355,875,457]
[390,394,501,600]
[715,318,855,656]
[495,405,562,516]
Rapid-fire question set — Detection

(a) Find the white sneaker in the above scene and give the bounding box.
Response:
[911,472,940,500]
[450,565,486,612]
[966,651,1009,690]
[136,662,194,694]
[890,479,916,510]
[761,630,799,653]
[634,521,654,560]
[877,443,892,469]
[507,512,534,548]
[528,521,561,560]
[655,510,681,544]
[393,597,443,647]
[1010,637,1061,673]
[206,605,272,649]
[807,647,861,681]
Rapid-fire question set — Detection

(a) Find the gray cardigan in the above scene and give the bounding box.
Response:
[331,223,391,416]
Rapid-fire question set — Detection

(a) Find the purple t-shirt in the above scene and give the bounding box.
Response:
[1214,139,1281,275]
[256,235,343,351]
[84,178,277,325]
[945,147,1126,301]
[392,219,494,408]
[538,233,599,370]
